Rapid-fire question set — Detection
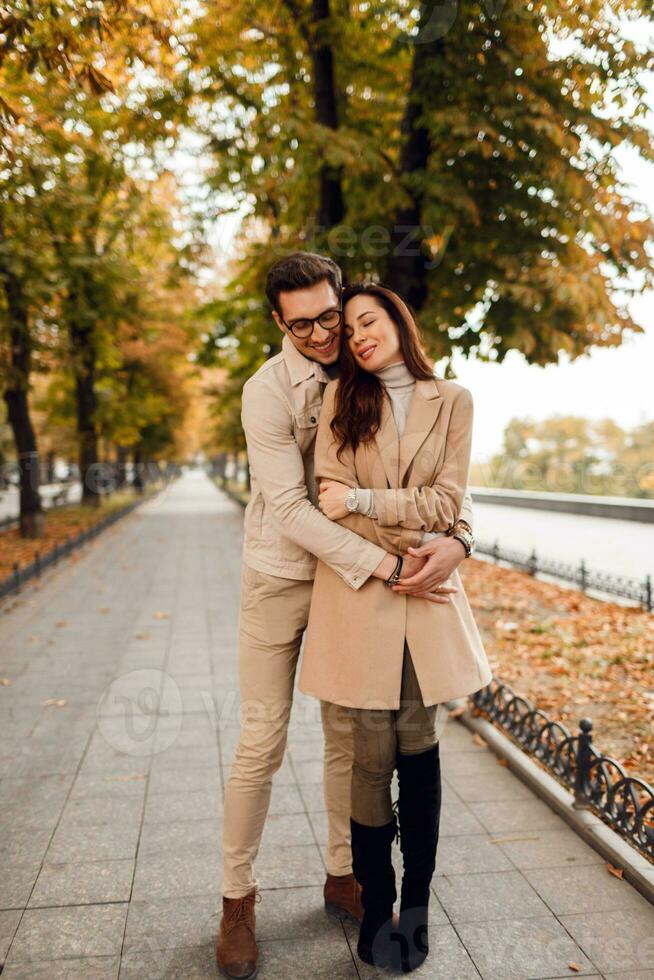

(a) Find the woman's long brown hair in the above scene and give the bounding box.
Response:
[331,282,435,459]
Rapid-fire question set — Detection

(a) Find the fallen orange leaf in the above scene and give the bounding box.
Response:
[607,863,624,879]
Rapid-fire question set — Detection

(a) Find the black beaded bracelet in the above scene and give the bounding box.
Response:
[385,555,403,586]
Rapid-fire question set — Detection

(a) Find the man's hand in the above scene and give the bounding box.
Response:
[392,535,467,595]
[318,479,350,520]
[398,550,458,604]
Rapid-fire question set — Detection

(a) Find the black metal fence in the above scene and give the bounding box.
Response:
[471,678,654,864]
[0,495,148,602]
[476,539,652,612]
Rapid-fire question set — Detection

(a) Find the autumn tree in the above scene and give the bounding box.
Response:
[480,414,654,496]
[188,0,654,434]
[0,0,192,521]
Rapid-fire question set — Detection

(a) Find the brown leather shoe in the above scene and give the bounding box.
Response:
[324,873,364,924]
[216,890,259,979]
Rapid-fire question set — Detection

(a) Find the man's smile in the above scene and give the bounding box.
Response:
[310,335,337,355]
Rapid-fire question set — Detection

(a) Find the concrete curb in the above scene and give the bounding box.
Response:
[453,708,654,907]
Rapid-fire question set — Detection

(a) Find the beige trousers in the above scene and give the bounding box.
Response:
[221,563,354,899]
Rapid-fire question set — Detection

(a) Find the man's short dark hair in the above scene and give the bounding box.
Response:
[265,252,342,315]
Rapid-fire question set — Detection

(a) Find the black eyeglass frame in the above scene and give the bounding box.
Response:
[280,306,343,339]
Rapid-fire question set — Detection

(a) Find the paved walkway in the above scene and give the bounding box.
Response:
[1,470,653,980]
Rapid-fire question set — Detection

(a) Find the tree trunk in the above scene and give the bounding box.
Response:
[132,444,144,493]
[67,283,101,507]
[310,0,345,230]
[115,444,128,488]
[385,11,443,310]
[0,243,44,538]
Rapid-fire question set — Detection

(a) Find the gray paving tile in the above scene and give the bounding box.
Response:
[76,751,150,778]
[118,945,219,979]
[435,833,514,876]
[524,863,654,915]
[259,811,315,851]
[0,775,73,829]
[257,933,358,979]
[142,788,221,825]
[138,817,221,857]
[0,908,22,961]
[444,768,534,802]
[68,771,148,800]
[255,844,326,889]
[440,723,490,753]
[558,907,654,974]
[28,859,135,908]
[8,903,128,961]
[439,801,488,837]
[256,886,347,940]
[1,828,52,866]
[0,955,120,979]
[123,894,218,953]
[293,760,324,784]
[147,764,220,796]
[131,849,221,901]
[456,915,595,980]
[441,748,506,776]
[433,869,551,923]
[603,972,654,979]
[146,743,219,770]
[58,795,144,828]
[493,827,605,870]
[46,820,141,864]
[0,861,42,909]
[287,740,327,763]
[469,797,563,834]
[268,783,305,815]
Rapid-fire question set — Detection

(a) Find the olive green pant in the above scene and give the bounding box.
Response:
[348,642,444,826]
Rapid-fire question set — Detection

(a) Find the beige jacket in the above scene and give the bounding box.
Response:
[241,334,474,589]
[299,376,492,708]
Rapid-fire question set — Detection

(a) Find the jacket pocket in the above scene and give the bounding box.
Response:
[293,403,321,431]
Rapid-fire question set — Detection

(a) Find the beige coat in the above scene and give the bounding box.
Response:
[299,375,492,710]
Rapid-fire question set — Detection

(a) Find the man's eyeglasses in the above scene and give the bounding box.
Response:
[281,307,342,339]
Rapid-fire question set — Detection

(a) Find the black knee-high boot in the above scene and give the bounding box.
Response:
[394,744,441,973]
[350,817,397,968]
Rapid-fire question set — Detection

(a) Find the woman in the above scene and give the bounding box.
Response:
[298,282,492,973]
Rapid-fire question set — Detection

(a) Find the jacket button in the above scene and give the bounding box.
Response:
[310,416,316,423]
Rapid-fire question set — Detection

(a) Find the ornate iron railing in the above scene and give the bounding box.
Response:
[476,539,652,612]
[470,677,654,863]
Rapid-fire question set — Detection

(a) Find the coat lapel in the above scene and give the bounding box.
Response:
[373,393,401,488]
[397,376,444,486]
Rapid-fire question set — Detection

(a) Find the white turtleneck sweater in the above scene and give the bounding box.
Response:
[354,360,443,545]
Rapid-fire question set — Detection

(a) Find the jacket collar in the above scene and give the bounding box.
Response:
[374,374,444,488]
[282,333,331,387]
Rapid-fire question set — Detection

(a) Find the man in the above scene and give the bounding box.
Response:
[216,253,474,980]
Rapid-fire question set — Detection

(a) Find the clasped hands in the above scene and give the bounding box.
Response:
[318,479,467,605]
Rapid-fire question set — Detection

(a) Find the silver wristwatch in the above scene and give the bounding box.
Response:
[345,488,359,513]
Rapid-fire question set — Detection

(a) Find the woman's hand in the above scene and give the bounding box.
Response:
[392,535,467,594]
[318,479,351,520]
